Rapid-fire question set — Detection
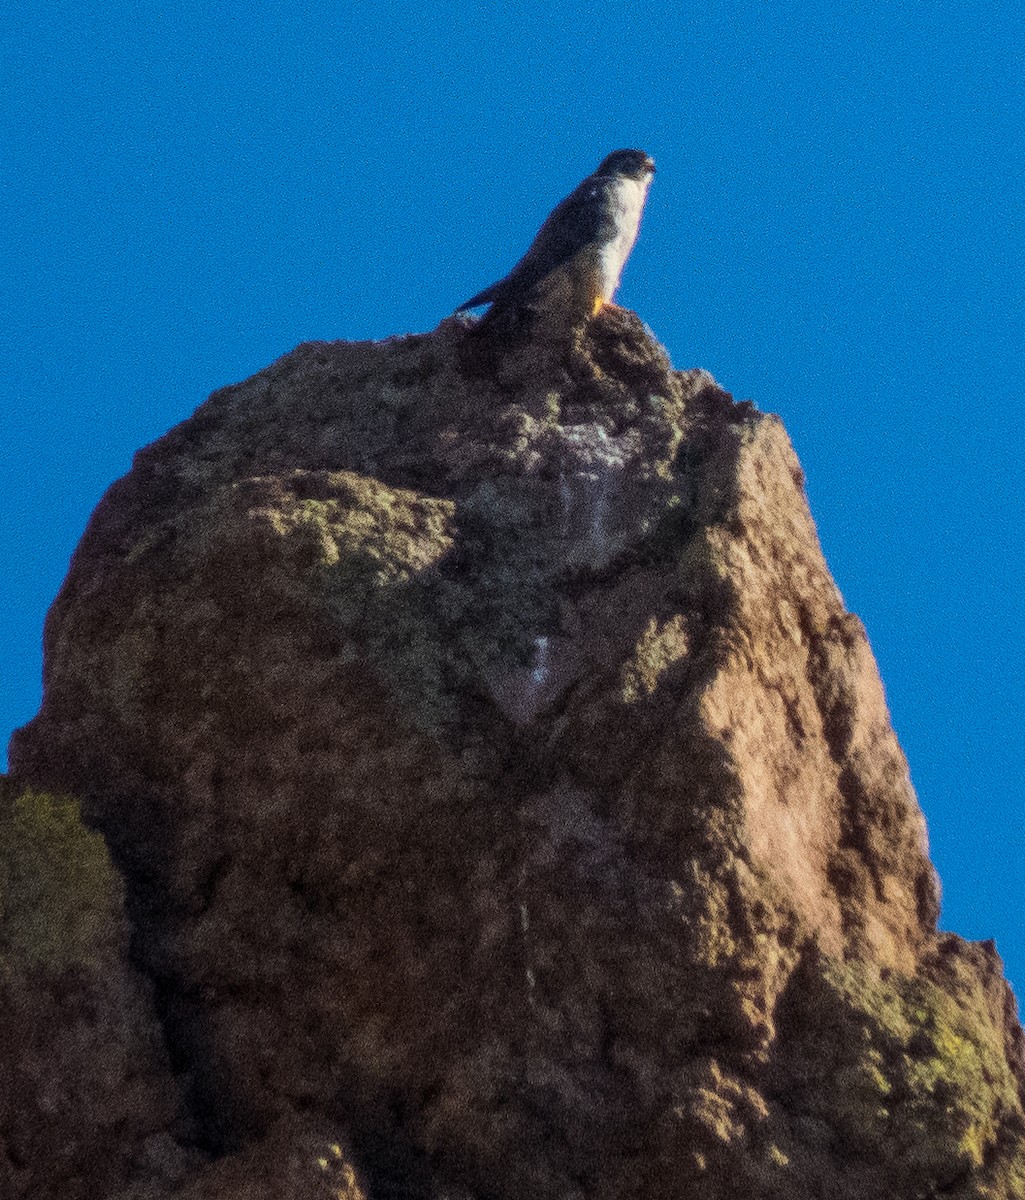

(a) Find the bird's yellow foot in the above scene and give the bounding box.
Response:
[591,296,605,317]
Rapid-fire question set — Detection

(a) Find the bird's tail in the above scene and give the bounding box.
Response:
[454,283,498,314]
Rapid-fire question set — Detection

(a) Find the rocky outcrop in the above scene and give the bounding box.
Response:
[9,310,1025,1197]
[0,778,187,1198]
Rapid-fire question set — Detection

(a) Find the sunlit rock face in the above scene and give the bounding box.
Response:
[10,310,1025,1199]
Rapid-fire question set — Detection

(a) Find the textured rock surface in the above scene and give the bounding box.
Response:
[9,310,1025,1197]
[0,778,187,1199]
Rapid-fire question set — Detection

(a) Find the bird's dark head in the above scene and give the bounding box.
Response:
[595,149,656,181]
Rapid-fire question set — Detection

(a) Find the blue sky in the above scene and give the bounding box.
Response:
[4,0,1023,987]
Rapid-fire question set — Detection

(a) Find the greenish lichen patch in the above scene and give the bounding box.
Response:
[619,615,690,703]
[775,951,1025,1194]
[265,469,567,732]
[278,473,460,733]
[0,780,122,973]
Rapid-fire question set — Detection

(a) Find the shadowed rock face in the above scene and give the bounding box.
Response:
[0,779,188,1199]
[9,311,1025,1198]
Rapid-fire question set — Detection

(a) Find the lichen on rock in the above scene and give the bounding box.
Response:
[769,940,1025,1197]
[0,782,119,971]
[0,778,186,1200]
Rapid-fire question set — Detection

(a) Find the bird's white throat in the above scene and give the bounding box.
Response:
[597,174,651,301]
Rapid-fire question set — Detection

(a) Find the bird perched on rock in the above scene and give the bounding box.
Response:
[455,149,655,329]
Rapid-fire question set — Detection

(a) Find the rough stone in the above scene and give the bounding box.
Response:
[0,778,185,1199]
[9,309,1025,1197]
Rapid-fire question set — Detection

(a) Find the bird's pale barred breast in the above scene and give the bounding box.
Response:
[596,174,652,301]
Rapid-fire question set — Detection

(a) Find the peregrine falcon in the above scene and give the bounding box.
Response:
[456,149,655,326]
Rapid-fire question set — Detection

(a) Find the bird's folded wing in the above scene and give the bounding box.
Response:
[456,175,616,312]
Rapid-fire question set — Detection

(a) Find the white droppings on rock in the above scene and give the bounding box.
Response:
[531,636,550,688]
[484,635,585,725]
[552,423,642,563]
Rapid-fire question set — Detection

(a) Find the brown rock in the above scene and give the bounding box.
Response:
[0,778,187,1199]
[169,1117,369,1200]
[9,309,1025,1197]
